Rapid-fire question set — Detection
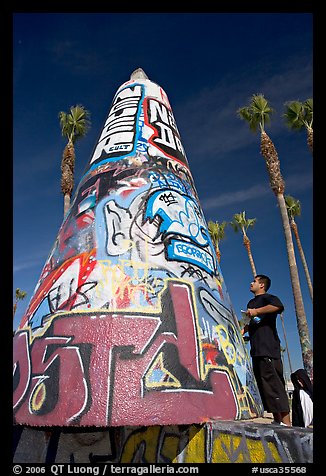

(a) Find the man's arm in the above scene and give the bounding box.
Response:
[246,304,282,317]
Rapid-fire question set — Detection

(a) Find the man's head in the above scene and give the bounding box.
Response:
[250,274,271,294]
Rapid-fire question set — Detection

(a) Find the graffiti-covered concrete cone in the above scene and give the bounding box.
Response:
[13,69,263,427]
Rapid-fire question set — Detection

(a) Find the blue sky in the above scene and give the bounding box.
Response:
[13,12,313,380]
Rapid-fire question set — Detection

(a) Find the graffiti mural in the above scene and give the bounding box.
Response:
[14,69,263,427]
[13,423,313,464]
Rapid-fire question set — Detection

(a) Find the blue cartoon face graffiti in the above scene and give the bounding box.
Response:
[144,189,217,275]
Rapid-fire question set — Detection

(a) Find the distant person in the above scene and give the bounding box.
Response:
[241,274,291,426]
[291,368,313,428]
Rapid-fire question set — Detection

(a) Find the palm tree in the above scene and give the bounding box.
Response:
[283,99,313,153]
[237,93,313,379]
[285,195,313,301]
[230,211,257,277]
[59,105,91,217]
[208,220,227,264]
[280,312,293,376]
[13,288,27,320]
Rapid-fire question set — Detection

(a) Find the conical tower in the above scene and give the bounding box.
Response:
[13,69,263,427]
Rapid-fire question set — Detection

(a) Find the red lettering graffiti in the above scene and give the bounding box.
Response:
[13,332,31,410]
[13,281,236,426]
[14,335,88,425]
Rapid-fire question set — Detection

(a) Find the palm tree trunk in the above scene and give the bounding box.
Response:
[64,193,71,217]
[291,221,313,301]
[61,140,75,218]
[307,128,313,153]
[243,235,257,277]
[214,244,221,264]
[280,312,293,375]
[13,302,17,319]
[260,130,313,378]
[276,193,313,379]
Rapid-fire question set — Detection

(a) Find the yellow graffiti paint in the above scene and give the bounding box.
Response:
[120,425,206,463]
[267,441,282,463]
[145,352,181,388]
[30,381,46,412]
[118,425,284,464]
[211,433,282,463]
[183,426,206,463]
[161,435,180,462]
[120,426,161,463]
[236,386,261,419]
[215,324,236,365]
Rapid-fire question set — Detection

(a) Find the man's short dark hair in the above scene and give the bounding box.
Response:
[255,274,271,291]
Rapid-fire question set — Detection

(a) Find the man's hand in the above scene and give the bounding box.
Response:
[246,308,259,317]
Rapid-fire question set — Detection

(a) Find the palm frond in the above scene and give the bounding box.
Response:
[285,195,301,218]
[237,94,273,133]
[283,101,305,130]
[59,104,91,143]
[231,211,256,233]
[283,98,313,131]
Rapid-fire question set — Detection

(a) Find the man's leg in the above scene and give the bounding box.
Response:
[280,411,291,426]
[255,357,291,424]
[272,411,291,425]
[272,412,281,423]
[273,358,291,426]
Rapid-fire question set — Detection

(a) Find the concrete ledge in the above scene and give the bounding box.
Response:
[13,421,313,464]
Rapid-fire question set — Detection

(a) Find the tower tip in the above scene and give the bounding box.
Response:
[130,68,149,80]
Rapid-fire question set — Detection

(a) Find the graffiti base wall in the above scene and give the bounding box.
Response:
[13,422,313,464]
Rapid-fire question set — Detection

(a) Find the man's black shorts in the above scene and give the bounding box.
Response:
[252,356,290,413]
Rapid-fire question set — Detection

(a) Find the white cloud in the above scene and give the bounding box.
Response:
[201,172,312,210]
[13,258,43,274]
[175,54,312,161]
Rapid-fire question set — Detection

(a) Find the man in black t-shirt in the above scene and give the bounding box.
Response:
[242,274,291,426]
